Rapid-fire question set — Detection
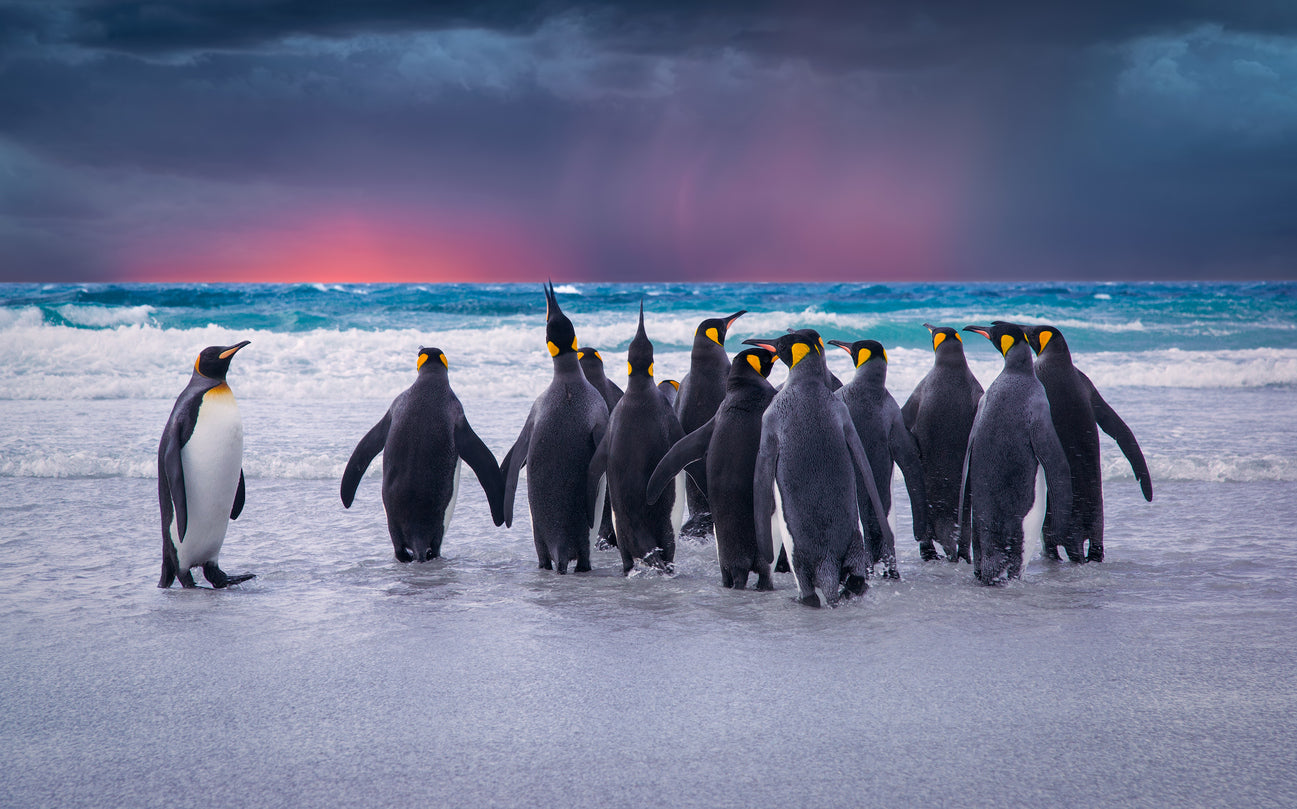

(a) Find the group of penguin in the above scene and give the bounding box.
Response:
[157,282,1153,607]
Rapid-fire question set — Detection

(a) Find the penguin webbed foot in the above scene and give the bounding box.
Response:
[202,562,254,589]
[394,547,415,563]
[679,512,714,541]
[841,574,868,597]
[918,541,942,562]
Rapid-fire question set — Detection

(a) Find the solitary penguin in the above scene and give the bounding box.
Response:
[1021,323,1152,562]
[502,282,609,574]
[744,330,893,607]
[828,339,928,578]
[578,346,622,547]
[340,347,505,562]
[589,304,685,573]
[648,347,778,590]
[960,323,1073,583]
[900,324,983,562]
[157,341,255,589]
[675,309,746,537]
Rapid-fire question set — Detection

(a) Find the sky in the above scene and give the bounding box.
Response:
[1,1,1295,283]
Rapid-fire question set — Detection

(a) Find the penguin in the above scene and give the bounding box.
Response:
[501,282,610,574]
[577,346,622,547]
[674,309,746,537]
[157,341,255,589]
[1021,323,1152,562]
[340,347,505,562]
[647,347,778,590]
[743,330,893,607]
[900,324,984,562]
[828,339,928,578]
[588,304,685,573]
[657,379,680,408]
[959,323,1073,583]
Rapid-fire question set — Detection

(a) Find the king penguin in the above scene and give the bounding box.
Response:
[828,339,928,578]
[1021,323,1152,562]
[960,323,1073,583]
[674,309,746,538]
[900,324,984,562]
[744,330,893,607]
[502,281,610,574]
[340,347,505,562]
[589,303,685,573]
[578,346,622,547]
[157,341,255,589]
[648,347,778,590]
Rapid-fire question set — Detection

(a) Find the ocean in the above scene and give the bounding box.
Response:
[2,281,1295,808]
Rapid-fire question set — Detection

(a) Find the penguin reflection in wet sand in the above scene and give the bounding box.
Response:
[901,324,983,562]
[675,309,746,537]
[960,323,1073,583]
[828,339,928,579]
[648,347,778,590]
[340,347,505,562]
[1022,323,1152,562]
[589,304,685,573]
[578,346,622,547]
[745,330,892,607]
[502,282,610,574]
[157,341,255,589]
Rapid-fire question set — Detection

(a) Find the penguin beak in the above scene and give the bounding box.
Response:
[742,338,779,353]
[219,340,251,360]
[723,310,746,332]
[963,326,991,340]
[826,339,853,354]
[922,322,938,333]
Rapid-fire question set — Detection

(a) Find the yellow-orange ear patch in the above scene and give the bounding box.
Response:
[706,327,720,345]
[1039,330,1053,351]
[571,337,579,351]
[855,348,872,367]
[417,353,429,370]
[547,341,560,357]
[627,362,633,376]
[439,353,448,368]
[1000,334,1015,355]
[647,362,654,377]
[790,342,810,367]
[746,354,762,374]
[933,332,947,350]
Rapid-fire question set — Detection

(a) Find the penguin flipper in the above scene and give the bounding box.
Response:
[1084,372,1152,502]
[162,432,188,542]
[502,412,535,528]
[842,413,894,550]
[888,413,929,541]
[230,469,246,520]
[455,415,506,526]
[753,418,779,565]
[647,418,713,505]
[341,413,390,508]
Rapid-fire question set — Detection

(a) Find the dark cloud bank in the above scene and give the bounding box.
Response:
[2,1,1295,281]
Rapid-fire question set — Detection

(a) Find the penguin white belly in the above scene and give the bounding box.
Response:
[1021,465,1047,563]
[589,475,607,548]
[176,388,243,570]
[670,471,687,537]
[442,459,462,536]
[771,481,796,588]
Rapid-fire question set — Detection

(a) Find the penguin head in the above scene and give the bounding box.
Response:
[659,379,680,393]
[695,310,746,347]
[732,347,775,378]
[416,346,449,374]
[743,328,824,369]
[626,301,655,378]
[1022,324,1067,356]
[964,322,1030,358]
[923,323,964,353]
[827,338,887,368]
[576,346,604,368]
[543,280,579,359]
[193,341,250,380]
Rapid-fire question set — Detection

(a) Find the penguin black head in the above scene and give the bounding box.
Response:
[964,322,1030,357]
[923,323,964,353]
[416,346,449,374]
[194,341,250,380]
[543,280,578,358]
[743,328,823,368]
[576,346,604,368]
[626,302,655,378]
[1022,324,1068,356]
[732,347,775,378]
[695,310,746,347]
[827,338,887,368]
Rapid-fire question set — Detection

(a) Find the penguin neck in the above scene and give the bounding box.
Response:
[1039,340,1073,364]
[188,370,226,391]
[691,337,725,363]
[625,373,656,394]
[786,355,829,388]
[581,363,608,387]
[414,369,447,387]
[851,361,887,390]
[551,352,583,377]
[935,344,969,369]
[1002,344,1035,374]
[727,368,772,394]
